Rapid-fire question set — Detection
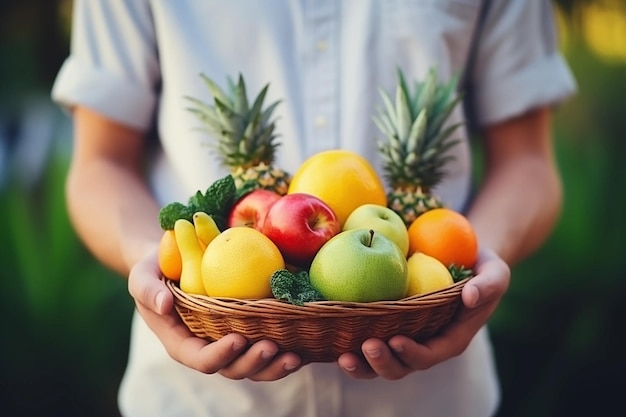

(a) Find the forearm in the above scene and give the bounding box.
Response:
[467,156,562,265]
[67,106,163,277]
[466,108,563,266]
[66,160,162,276]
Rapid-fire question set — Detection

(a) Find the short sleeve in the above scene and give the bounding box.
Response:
[51,0,160,131]
[469,0,577,127]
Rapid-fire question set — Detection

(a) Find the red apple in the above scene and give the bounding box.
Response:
[227,189,281,231]
[262,193,340,267]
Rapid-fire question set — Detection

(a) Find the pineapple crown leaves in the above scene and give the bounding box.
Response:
[373,67,465,189]
[185,73,283,169]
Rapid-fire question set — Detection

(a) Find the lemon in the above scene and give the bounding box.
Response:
[287,150,387,226]
[406,252,454,296]
[201,227,285,298]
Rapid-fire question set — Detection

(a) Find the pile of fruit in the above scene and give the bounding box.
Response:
[157,69,477,305]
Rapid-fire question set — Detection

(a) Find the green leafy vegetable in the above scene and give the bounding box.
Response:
[158,174,239,230]
[270,269,325,306]
[201,174,237,215]
[158,202,194,230]
[448,264,473,282]
[234,179,259,201]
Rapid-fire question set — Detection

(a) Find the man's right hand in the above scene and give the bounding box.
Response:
[127,250,302,381]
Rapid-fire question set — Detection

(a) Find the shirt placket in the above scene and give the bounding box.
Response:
[303,0,339,155]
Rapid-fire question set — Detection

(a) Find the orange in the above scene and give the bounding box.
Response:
[407,208,478,268]
[201,227,285,298]
[287,149,387,226]
[158,230,182,280]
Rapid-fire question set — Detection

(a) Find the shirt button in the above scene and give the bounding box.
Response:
[316,40,328,52]
[315,116,327,128]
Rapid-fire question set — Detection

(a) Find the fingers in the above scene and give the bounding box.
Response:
[401,255,509,369]
[340,333,472,378]
[175,332,249,374]
[219,342,302,381]
[243,352,302,382]
[188,337,301,380]
[338,352,377,379]
[128,251,301,381]
[462,249,510,309]
[387,251,510,370]
[339,337,454,379]
[339,249,512,379]
[339,339,410,380]
[136,296,302,379]
[128,250,173,315]
[387,333,470,371]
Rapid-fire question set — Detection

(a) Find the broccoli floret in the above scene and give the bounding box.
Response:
[270,269,325,306]
[158,202,194,230]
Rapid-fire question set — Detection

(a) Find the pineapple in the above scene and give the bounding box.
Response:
[373,67,464,226]
[186,73,291,195]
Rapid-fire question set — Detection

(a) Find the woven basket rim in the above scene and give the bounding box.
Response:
[166,277,470,362]
[165,277,469,318]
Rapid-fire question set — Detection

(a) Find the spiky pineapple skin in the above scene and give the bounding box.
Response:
[387,186,444,227]
[232,162,291,196]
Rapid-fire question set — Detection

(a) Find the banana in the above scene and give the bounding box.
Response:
[174,219,207,296]
[193,212,221,250]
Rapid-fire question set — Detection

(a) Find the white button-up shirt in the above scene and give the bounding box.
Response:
[52,1,576,416]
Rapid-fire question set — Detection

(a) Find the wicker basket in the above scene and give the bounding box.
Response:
[166,277,469,363]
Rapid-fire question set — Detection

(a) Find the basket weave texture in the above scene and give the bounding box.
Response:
[166,277,469,363]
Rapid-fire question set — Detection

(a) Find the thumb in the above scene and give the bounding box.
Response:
[128,250,174,315]
[461,249,510,308]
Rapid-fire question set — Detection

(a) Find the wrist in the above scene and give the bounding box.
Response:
[121,236,161,275]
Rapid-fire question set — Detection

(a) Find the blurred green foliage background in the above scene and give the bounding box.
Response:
[1,1,624,416]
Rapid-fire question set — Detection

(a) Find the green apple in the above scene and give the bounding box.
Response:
[309,229,408,302]
[343,204,409,256]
